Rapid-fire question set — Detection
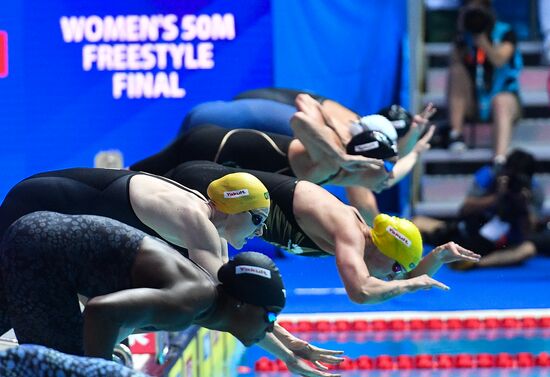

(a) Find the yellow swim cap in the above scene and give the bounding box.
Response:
[207,173,270,214]
[371,214,423,272]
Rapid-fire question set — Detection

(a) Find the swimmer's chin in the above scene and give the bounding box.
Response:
[239,337,262,347]
[229,239,247,250]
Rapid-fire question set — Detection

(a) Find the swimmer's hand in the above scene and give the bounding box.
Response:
[398,103,437,155]
[339,154,385,172]
[285,357,342,377]
[412,125,436,155]
[408,274,450,291]
[432,241,481,264]
[413,102,437,132]
[287,338,344,369]
[267,324,344,376]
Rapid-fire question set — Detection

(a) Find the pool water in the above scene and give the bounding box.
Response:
[236,327,550,377]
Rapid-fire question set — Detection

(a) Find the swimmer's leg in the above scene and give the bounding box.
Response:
[0,276,12,336]
[1,220,85,355]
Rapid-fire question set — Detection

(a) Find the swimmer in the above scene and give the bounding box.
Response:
[0,212,343,377]
[0,167,270,276]
[234,88,438,223]
[180,97,297,136]
[164,161,481,304]
[235,87,437,157]
[133,94,435,224]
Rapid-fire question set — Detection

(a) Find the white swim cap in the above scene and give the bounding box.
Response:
[355,114,398,143]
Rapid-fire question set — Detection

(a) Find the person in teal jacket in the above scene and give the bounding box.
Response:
[447,0,522,166]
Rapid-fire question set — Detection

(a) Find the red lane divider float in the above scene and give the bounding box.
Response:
[277,316,550,333]
[255,352,550,372]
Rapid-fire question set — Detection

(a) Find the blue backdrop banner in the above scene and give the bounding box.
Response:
[271,0,409,213]
[0,0,273,200]
[272,0,408,116]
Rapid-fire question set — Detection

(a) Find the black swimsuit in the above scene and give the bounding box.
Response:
[0,168,204,255]
[0,344,148,376]
[131,124,294,177]
[131,124,341,185]
[0,168,144,239]
[164,161,330,257]
[0,211,146,355]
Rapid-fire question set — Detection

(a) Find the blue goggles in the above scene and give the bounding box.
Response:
[264,308,278,332]
[384,160,395,173]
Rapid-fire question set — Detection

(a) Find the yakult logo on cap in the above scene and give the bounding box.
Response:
[354,141,379,153]
[386,225,411,247]
[236,265,271,279]
[224,188,249,198]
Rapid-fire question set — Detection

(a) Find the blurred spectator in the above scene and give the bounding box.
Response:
[414,149,544,267]
[540,0,550,64]
[447,0,522,166]
[540,0,550,104]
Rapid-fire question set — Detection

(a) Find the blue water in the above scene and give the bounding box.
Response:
[228,252,550,377]
[237,328,550,377]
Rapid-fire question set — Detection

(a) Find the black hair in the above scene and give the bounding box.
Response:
[377,105,412,138]
[505,149,536,178]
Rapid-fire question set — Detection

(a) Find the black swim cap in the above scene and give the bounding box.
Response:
[218,251,286,311]
[378,105,412,138]
[346,130,398,160]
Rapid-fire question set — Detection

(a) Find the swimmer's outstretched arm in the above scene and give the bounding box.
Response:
[272,324,344,367]
[292,95,384,173]
[386,125,435,187]
[408,241,481,278]
[334,227,451,304]
[397,103,437,157]
[257,331,343,377]
[291,111,348,165]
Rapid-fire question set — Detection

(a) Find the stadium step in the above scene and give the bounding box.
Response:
[425,67,549,100]
[415,172,550,217]
[424,41,545,67]
[415,36,549,220]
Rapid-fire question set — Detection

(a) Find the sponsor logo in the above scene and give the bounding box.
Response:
[264,192,269,200]
[236,265,271,279]
[386,225,411,247]
[354,141,379,153]
[223,188,249,198]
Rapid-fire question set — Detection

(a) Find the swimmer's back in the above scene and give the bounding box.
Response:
[180,99,295,136]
